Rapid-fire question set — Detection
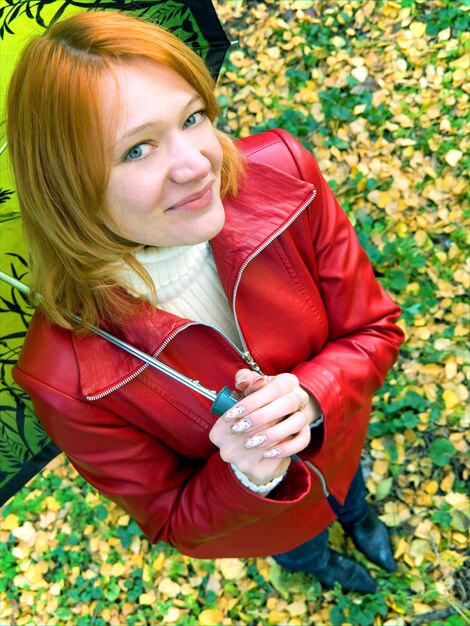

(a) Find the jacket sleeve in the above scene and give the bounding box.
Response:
[270,129,404,442]
[13,364,313,554]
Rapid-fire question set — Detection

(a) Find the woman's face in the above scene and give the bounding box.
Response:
[101,58,225,247]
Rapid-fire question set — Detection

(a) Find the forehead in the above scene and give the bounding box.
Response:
[99,58,199,134]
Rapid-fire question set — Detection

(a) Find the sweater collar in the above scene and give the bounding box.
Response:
[74,159,315,399]
[123,242,210,303]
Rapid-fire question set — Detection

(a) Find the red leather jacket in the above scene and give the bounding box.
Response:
[13,129,404,558]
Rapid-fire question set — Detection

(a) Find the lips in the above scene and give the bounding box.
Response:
[168,182,214,212]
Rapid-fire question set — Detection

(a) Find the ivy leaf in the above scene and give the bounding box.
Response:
[428,438,457,467]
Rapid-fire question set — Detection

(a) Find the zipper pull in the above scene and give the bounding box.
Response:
[242,351,264,375]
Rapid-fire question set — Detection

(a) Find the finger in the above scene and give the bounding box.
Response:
[262,424,311,459]
[243,374,270,396]
[234,369,262,390]
[223,387,304,426]
[269,410,309,441]
[222,374,305,423]
[246,410,308,450]
[237,373,302,415]
[291,391,309,412]
[244,434,268,449]
[244,390,308,429]
[235,368,268,391]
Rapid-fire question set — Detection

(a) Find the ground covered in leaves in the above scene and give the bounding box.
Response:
[1,1,469,625]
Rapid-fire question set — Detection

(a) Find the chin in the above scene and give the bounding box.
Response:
[195,201,225,242]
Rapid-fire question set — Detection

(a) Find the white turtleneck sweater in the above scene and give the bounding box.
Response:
[130,242,242,349]
[122,242,284,496]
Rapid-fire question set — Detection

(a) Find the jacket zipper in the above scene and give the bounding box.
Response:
[86,322,196,401]
[231,190,317,360]
[305,460,329,497]
[229,189,328,495]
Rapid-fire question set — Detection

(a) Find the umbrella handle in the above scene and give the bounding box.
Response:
[210,386,241,416]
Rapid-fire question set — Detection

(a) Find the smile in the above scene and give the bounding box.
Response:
[168,182,214,212]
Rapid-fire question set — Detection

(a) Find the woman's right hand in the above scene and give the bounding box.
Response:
[209,370,315,486]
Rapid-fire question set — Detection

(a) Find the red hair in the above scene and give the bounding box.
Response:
[7,11,243,330]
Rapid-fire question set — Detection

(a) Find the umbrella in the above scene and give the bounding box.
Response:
[0,0,233,506]
[0,0,233,80]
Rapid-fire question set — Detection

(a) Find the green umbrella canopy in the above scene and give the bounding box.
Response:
[0,0,231,506]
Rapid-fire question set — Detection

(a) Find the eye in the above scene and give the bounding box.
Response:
[183,109,207,129]
[124,141,156,162]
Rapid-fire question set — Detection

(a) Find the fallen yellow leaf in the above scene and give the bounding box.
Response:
[440,472,455,492]
[198,609,224,625]
[266,46,281,59]
[423,480,439,495]
[442,389,460,409]
[1,513,19,531]
[415,520,441,545]
[381,502,411,527]
[413,603,435,615]
[445,492,469,510]
[11,522,36,546]
[152,551,166,571]
[444,362,458,380]
[351,66,368,82]
[452,532,468,546]
[438,28,451,42]
[158,578,181,597]
[111,562,126,577]
[139,591,156,605]
[450,53,470,69]
[49,582,63,596]
[268,609,290,624]
[216,557,247,580]
[43,496,60,512]
[394,537,409,559]
[445,150,463,167]
[286,600,307,617]
[409,539,432,564]
[162,607,181,624]
[409,22,427,38]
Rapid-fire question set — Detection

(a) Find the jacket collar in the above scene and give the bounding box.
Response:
[74,159,315,399]
[211,159,314,291]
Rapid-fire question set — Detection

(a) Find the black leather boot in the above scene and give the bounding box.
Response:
[342,505,397,573]
[309,548,378,594]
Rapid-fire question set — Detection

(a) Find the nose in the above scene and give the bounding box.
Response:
[168,134,211,184]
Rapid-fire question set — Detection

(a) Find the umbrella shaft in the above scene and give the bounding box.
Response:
[0,271,29,295]
[79,320,217,402]
[0,271,217,401]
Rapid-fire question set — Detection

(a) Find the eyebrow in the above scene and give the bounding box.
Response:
[115,94,204,146]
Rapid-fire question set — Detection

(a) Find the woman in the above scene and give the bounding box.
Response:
[7,11,404,594]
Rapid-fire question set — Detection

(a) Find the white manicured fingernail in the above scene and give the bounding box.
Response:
[223,405,246,422]
[244,434,267,449]
[264,448,282,458]
[235,374,248,388]
[231,418,252,433]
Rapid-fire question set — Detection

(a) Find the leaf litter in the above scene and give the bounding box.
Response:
[1,1,469,624]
